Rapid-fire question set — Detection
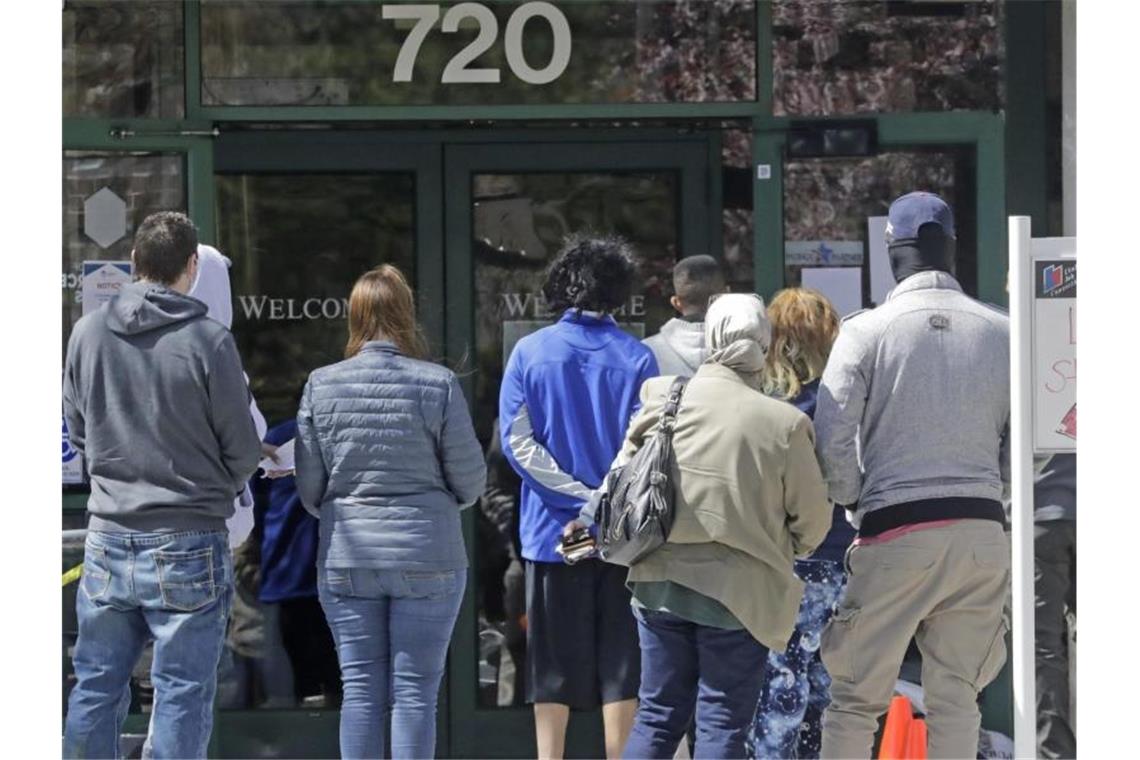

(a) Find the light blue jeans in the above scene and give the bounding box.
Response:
[64,530,232,759]
[319,567,465,760]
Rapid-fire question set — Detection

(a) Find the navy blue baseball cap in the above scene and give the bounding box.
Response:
[885,191,956,242]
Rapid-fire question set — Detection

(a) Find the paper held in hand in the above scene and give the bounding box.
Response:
[259,438,295,477]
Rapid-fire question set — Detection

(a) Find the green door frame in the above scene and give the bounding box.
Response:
[443,137,711,757]
[62,121,218,245]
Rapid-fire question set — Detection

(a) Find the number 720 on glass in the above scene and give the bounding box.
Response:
[383,2,573,85]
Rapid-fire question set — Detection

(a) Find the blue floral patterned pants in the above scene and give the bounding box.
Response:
[751,559,847,760]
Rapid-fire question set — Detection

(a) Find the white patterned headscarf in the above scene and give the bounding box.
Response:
[703,293,771,387]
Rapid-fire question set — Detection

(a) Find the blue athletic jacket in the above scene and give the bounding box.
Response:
[254,419,320,603]
[499,310,658,563]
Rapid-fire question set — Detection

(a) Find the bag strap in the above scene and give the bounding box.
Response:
[659,376,690,433]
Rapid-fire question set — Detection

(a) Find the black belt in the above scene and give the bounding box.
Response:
[858,497,1006,539]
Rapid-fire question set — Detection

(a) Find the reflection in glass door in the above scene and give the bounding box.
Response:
[216,173,417,426]
[782,146,978,306]
[445,139,710,757]
[471,171,680,445]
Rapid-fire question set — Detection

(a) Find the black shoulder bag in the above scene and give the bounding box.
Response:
[596,377,689,567]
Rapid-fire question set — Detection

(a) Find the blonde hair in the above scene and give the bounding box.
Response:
[345,264,428,360]
[761,288,840,401]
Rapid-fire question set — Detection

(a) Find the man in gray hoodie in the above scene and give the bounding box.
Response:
[642,255,726,377]
[63,212,261,759]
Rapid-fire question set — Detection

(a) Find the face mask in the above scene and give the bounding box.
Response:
[888,229,955,283]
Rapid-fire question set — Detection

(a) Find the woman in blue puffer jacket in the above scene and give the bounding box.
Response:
[295,264,487,760]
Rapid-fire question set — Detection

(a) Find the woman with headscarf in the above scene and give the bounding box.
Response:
[613,293,832,759]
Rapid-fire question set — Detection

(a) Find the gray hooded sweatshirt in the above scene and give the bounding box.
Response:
[63,281,262,533]
[642,317,707,377]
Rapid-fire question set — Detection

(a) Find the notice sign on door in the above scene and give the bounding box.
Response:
[1032,255,1076,452]
[82,261,132,316]
[62,413,84,485]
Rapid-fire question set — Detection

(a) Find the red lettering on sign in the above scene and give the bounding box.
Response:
[1045,359,1076,394]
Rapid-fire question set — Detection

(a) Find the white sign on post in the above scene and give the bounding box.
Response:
[82,261,132,316]
[1031,246,1077,452]
[867,216,894,306]
[801,267,864,318]
[1009,218,1077,759]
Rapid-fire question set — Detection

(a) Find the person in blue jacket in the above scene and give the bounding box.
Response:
[499,234,658,760]
[296,264,486,760]
[254,417,341,708]
[752,288,856,760]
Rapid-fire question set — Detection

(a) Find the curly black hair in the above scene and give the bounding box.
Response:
[542,233,637,313]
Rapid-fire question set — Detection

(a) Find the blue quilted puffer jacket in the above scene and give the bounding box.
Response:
[295,341,487,571]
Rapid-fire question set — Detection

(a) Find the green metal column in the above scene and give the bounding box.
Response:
[752,128,784,300]
[187,141,217,245]
[1004,0,1049,238]
[976,118,1008,307]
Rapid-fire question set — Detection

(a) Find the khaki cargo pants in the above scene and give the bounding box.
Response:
[819,519,1010,760]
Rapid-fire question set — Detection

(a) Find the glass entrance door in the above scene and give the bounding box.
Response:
[207,131,712,758]
[443,139,711,757]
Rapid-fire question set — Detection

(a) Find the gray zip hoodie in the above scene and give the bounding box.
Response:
[814,271,1010,528]
[63,281,262,533]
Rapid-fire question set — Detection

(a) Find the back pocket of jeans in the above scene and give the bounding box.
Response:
[156,548,218,612]
[82,545,111,602]
[402,569,459,599]
[321,568,354,598]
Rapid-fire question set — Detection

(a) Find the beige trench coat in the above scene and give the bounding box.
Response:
[621,362,832,651]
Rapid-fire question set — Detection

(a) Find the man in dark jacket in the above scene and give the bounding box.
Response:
[1035,453,1076,759]
[63,212,261,759]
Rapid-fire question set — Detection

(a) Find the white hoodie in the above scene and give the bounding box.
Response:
[642,317,708,377]
[190,244,267,548]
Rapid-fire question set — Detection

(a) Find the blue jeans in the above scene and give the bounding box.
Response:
[64,530,232,759]
[752,559,847,759]
[319,567,466,760]
[624,606,769,759]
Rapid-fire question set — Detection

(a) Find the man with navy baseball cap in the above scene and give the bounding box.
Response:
[883,191,958,282]
[813,192,1011,758]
